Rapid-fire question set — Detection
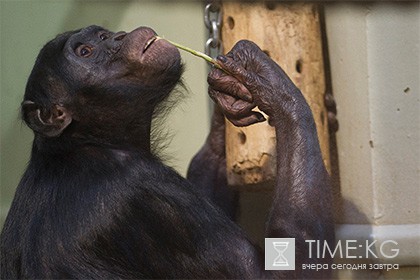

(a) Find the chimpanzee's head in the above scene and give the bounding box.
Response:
[22,25,183,148]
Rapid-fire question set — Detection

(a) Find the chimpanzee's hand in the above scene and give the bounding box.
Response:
[208,40,308,126]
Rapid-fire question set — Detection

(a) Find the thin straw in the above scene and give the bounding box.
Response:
[157,36,226,72]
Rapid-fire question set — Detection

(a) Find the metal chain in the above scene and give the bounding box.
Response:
[204,1,223,58]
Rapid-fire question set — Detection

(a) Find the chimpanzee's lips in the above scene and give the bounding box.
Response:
[143,36,158,54]
[132,27,180,76]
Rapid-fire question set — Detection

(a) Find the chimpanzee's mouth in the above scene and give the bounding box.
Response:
[143,36,158,53]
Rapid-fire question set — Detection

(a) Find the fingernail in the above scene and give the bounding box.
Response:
[257,114,266,122]
[217,55,227,63]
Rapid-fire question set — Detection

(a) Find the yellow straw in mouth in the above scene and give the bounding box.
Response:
[156,36,227,72]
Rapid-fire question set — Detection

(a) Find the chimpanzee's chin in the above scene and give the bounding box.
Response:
[162,60,184,91]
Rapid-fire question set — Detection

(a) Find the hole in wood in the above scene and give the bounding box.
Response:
[227,16,235,30]
[320,111,325,125]
[238,131,247,145]
[265,1,276,10]
[296,59,303,74]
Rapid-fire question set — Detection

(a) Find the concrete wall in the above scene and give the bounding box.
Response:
[0,1,209,225]
[325,2,420,278]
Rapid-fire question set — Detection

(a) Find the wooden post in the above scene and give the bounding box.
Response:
[222,2,331,187]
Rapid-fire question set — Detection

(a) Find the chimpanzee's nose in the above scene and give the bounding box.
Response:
[113,31,127,41]
[106,32,127,53]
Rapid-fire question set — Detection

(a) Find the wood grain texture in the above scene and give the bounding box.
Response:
[222,2,331,187]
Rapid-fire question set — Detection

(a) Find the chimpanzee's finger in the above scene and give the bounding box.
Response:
[227,114,266,127]
[208,68,253,103]
[214,55,259,91]
[209,88,255,118]
[209,89,265,126]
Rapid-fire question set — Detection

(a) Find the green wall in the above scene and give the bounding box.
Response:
[0,1,209,226]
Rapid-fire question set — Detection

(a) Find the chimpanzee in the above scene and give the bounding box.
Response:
[0,25,334,279]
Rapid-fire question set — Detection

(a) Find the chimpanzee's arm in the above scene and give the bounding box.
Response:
[207,40,335,278]
[186,107,238,219]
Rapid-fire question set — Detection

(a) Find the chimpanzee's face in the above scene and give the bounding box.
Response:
[62,25,182,89]
[22,25,183,141]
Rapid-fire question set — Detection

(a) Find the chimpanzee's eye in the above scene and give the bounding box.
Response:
[76,45,93,58]
[99,33,109,41]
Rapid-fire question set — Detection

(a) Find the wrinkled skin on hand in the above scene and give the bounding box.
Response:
[208,40,309,127]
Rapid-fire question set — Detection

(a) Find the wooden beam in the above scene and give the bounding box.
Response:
[222,2,331,187]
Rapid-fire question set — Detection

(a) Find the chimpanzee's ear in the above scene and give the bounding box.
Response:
[21,101,72,137]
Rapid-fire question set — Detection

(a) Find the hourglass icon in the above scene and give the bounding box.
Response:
[272,241,289,266]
